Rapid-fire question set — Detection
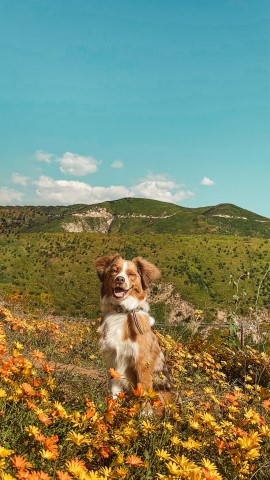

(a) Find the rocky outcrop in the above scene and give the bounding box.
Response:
[149,282,199,324]
[62,208,114,233]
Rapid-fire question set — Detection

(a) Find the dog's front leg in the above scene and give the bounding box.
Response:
[110,378,124,398]
[136,357,153,391]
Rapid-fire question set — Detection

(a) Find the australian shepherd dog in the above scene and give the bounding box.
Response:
[95,254,173,411]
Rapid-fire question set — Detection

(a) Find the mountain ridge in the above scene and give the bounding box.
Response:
[0,198,270,237]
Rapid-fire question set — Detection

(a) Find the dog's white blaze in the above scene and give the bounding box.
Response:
[116,261,130,288]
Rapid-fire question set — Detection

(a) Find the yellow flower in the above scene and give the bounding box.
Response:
[171,435,181,445]
[166,461,182,475]
[67,431,90,446]
[1,474,17,480]
[66,458,87,477]
[13,342,24,350]
[99,467,113,478]
[83,472,100,480]
[156,449,172,461]
[40,449,56,460]
[204,387,213,394]
[188,419,201,430]
[25,425,40,437]
[181,437,201,450]
[0,389,6,398]
[201,412,215,425]
[0,447,14,458]
[162,422,173,431]
[260,425,270,437]
[141,419,157,434]
[122,425,138,440]
[237,433,261,450]
[53,402,68,419]
[114,453,124,465]
[201,458,223,480]
[114,467,129,478]
[245,448,261,460]
[244,409,261,424]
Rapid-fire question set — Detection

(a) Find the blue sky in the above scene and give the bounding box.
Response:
[0,0,269,216]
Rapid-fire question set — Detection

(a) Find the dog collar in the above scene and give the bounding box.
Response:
[105,304,145,335]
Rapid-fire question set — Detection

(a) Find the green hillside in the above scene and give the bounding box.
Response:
[0,233,270,321]
[1,198,270,237]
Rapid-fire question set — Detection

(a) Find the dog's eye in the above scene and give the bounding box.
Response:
[111,267,118,274]
[129,272,136,279]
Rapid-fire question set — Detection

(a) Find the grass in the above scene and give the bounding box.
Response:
[0,304,270,479]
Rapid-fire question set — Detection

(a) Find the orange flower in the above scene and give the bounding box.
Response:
[116,391,126,398]
[105,397,117,423]
[43,363,54,374]
[37,412,52,426]
[21,383,36,396]
[34,434,47,443]
[100,446,110,458]
[32,378,42,387]
[26,400,38,411]
[109,368,121,379]
[224,392,240,406]
[16,470,31,479]
[11,455,32,470]
[44,436,59,456]
[262,399,270,411]
[31,350,45,361]
[215,438,227,455]
[126,455,144,466]
[56,472,72,480]
[131,383,143,397]
[28,472,51,480]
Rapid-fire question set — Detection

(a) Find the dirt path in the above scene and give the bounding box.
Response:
[48,361,105,379]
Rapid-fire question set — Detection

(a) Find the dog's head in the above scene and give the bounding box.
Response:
[95,254,160,310]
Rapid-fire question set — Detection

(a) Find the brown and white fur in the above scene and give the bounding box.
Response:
[95,254,173,404]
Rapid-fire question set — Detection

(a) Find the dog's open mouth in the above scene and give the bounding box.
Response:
[113,286,131,299]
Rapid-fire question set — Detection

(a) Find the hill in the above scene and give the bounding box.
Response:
[1,233,270,327]
[1,198,270,237]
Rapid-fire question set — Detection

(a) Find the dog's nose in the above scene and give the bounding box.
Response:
[116,275,125,284]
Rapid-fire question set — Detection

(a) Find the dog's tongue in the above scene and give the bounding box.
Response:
[114,288,126,298]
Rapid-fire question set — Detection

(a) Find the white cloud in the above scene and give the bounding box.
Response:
[34,174,193,205]
[130,174,194,203]
[200,176,215,186]
[111,160,124,169]
[35,150,55,163]
[12,173,30,186]
[0,187,23,204]
[35,176,129,205]
[59,152,99,176]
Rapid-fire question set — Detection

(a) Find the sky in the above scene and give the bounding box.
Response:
[0,0,269,216]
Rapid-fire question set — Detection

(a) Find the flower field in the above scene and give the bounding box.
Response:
[0,305,270,480]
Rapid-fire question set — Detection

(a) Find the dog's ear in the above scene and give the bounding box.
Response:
[133,257,160,289]
[95,254,120,282]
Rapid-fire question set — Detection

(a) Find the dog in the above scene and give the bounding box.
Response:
[95,254,173,408]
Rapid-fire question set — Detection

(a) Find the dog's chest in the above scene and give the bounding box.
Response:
[98,313,139,360]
